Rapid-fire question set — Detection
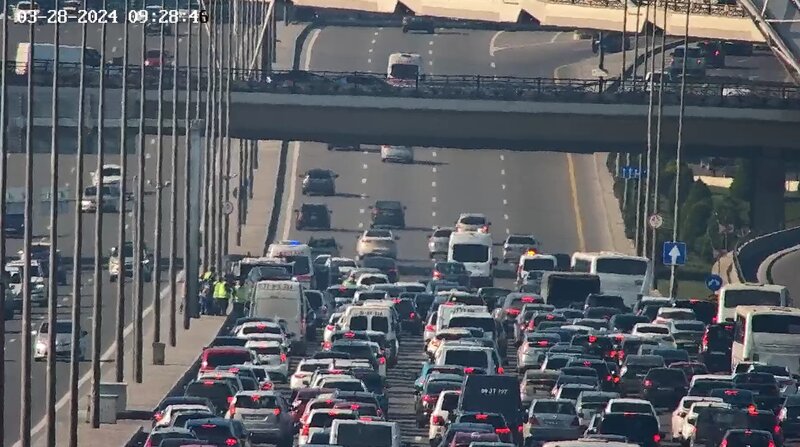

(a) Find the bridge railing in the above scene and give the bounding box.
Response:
[547,0,747,16]
[8,62,800,109]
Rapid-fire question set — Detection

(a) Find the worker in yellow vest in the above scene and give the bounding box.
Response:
[213,277,229,316]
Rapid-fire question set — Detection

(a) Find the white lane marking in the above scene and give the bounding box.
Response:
[361,178,367,184]
[428,61,433,66]
[490,61,496,69]
[23,271,185,446]
[281,141,302,241]
[369,48,373,53]
[500,154,505,161]
[303,28,321,72]
[374,31,379,35]
[379,27,384,30]
[500,169,505,175]
[504,214,509,220]
[550,31,564,43]
[506,228,510,234]
[10,338,16,343]
[432,211,437,217]
[489,30,505,56]
[428,49,433,55]
[362,163,368,169]
[358,222,364,228]
[432,197,437,203]
[429,40,434,45]
[501,184,506,190]
[432,167,437,173]
[371,39,376,44]
[493,39,571,55]
[503,199,507,205]
[431,151,437,157]
[367,58,372,64]
[360,208,365,214]
[111,46,117,52]
[431,181,437,187]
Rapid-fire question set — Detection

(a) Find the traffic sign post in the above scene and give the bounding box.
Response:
[619,166,647,179]
[705,274,723,292]
[662,241,687,266]
[648,214,663,229]
[222,201,234,215]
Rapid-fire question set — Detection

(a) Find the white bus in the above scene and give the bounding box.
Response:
[570,251,652,309]
[717,283,790,323]
[387,52,422,87]
[448,231,494,288]
[732,306,800,374]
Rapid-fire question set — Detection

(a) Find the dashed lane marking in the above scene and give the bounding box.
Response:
[363,164,368,169]
[429,40,434,45]
[432,197,437,203]
[500,169,505,175]
[500,154,505,161]
[431,181,436,187]
[368,58,372,64]
[361,178,367,184]
[503,199,507,205]
[360,208,365,214]
[432,167,437,173]
[501,184,506,190]
[504,214,509,220]
[431,151,437,157]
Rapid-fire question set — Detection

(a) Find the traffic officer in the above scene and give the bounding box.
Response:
[213,276,229,316]
[231,281,246,317]
[201,267,215,283]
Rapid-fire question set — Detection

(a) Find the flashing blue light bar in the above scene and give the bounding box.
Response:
[283,240,301,246]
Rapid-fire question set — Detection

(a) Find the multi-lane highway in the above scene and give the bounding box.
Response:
[1,22,201,446]
[267,24,793,445]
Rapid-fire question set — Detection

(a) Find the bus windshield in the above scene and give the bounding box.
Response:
[595,258,648,275]
[724,290,781,308]
[751,314,800,334]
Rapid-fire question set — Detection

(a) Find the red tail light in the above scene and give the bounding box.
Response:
[422,394,434,403]
[227,396,234,404]
[425,324,435,332]
[153,412,163,421]
[296,274,311,282]
[481,225,489,232]
[432,415,445,425]
[229,404,236,416]
[392,298,401,304]
[496,427,511,434]
[653,434,662,443]
[613,376,620,383]
[322,342,331,350]
[326,324,335,331]
[464,367,475,374]
[378,357,386,365]
[433,271,443,279]
[537,340,549,347]
[521,296,535,303]
[475,414,489,420]
[720,440,728,447]
[609,350,618,358]
[410,312,416,319]
[301,425,310,436]
[774,425,781,434]
[768,441,776,447]
[261,382,273,390]
[643,379,653,388]
[280,353,287,362]
[518,424,524,433]
[712,316,718,323]
[497,367,505,374]
[507,309,520,316]
[606,375,613,381]
[714,50,720,56]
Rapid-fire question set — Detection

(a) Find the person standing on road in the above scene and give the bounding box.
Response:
[231,281,246,317]
[213,276,229,316]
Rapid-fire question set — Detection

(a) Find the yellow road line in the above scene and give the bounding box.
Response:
[567,153,586,251]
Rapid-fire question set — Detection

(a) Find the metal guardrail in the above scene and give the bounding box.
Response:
[14,62,800,109]
[548,0,747,16]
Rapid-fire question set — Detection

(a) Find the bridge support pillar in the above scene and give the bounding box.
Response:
[750,154,785,235]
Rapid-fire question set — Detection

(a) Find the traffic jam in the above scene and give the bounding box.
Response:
[143,219,800,447]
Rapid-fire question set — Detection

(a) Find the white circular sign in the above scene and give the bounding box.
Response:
[221,201,234,215]
[648,214,663,229]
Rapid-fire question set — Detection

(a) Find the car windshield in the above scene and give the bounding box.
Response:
[425,381,462,395]
[637,325,668,334]
[188,423,234,442]
[647,368,686,385]
[533,401,576,414]
[443,350,488,368]
[307,169,330,178]
[452,245,489,263]
[751,314,800,334]
[102,167,121,177]
[40,321,73,334]
[280,255,310,275]
[599,414,658,441]
[460,216,486,225]
[389,63,418,79]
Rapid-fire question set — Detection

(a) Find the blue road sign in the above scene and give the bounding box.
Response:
[619,166,647,179]
[705,274,723,292]
[662,241,687,266]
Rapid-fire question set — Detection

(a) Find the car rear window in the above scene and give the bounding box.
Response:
[726,431,773,445]
[691,380,735,396]
[204,351,251,368]
[424,381,462,396]
[250,345,282,355]
[532,401,576,414]
[349,317,368,331]
[372,317,389,333]
[235,394,279,409]
[325,380,366,392]
[460,413,506,427]
[185,381,232,401]
[334,423,394,447]
[309,411,358,427]
[448,316,494,333]
[599,413,659,441]
[331,344,374,360]
[443,350,488,368]
[646,368,687,385]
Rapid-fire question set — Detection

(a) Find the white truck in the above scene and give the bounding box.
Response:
[15,43,99,76]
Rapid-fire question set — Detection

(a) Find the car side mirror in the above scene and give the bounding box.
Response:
[82,330,88,336]
[334,174,339,178]
[687,417,696,425]
[403,206,407,210]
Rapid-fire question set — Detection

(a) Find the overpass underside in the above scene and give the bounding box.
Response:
[292,0,766,42]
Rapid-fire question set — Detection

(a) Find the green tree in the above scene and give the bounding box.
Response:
[681,200,713,242]
[729,159,753,202]
[666,163,695,206]
[684,179,713,208]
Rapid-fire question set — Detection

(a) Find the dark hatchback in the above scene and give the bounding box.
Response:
[642,367,688,408]
[370,200,406,229]
[597,412,662,447]
[295,204,331,231]
[393,297,423,334]
[184,418,251,447]
[432,262,470,287]
[699,322,734,373]
[360,256,399,283]
[301,168,337,196]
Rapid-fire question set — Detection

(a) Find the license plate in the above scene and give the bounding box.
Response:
[244,415,264,421]
[658,387,672,391]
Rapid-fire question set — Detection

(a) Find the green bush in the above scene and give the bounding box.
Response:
[681,200,713,242]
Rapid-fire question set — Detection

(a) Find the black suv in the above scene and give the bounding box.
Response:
[370,200,406,229]
[402,16,435,34]
[699,322,734,373]
[294,204,331,231]
[301,168,337,196]
[698,40,726,68]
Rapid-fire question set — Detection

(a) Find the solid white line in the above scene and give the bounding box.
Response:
[304,29,321,71]
[489,30,504,57]
[281,142,302,241]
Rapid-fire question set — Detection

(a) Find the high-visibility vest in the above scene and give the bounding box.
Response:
[213,281,227,299]
[202,271,213,281]
[232,285,247,303]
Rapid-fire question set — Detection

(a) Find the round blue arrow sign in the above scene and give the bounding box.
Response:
[705,274,723,292]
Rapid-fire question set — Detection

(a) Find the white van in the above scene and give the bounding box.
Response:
[387,52,422,87]
[436,305,487,332]
[571,251,652,309]
[266,240,316,290]
[717,283,790,323]
[249,280,308,355]
[517,253,557,284]
[340,303,399,356]
[448,231,494,288]
[329,420,401,447]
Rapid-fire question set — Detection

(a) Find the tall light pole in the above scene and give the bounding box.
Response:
[168,0,181,347]
[0,0,9,439]
[133,20,148,384]
[152,0,168,344]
